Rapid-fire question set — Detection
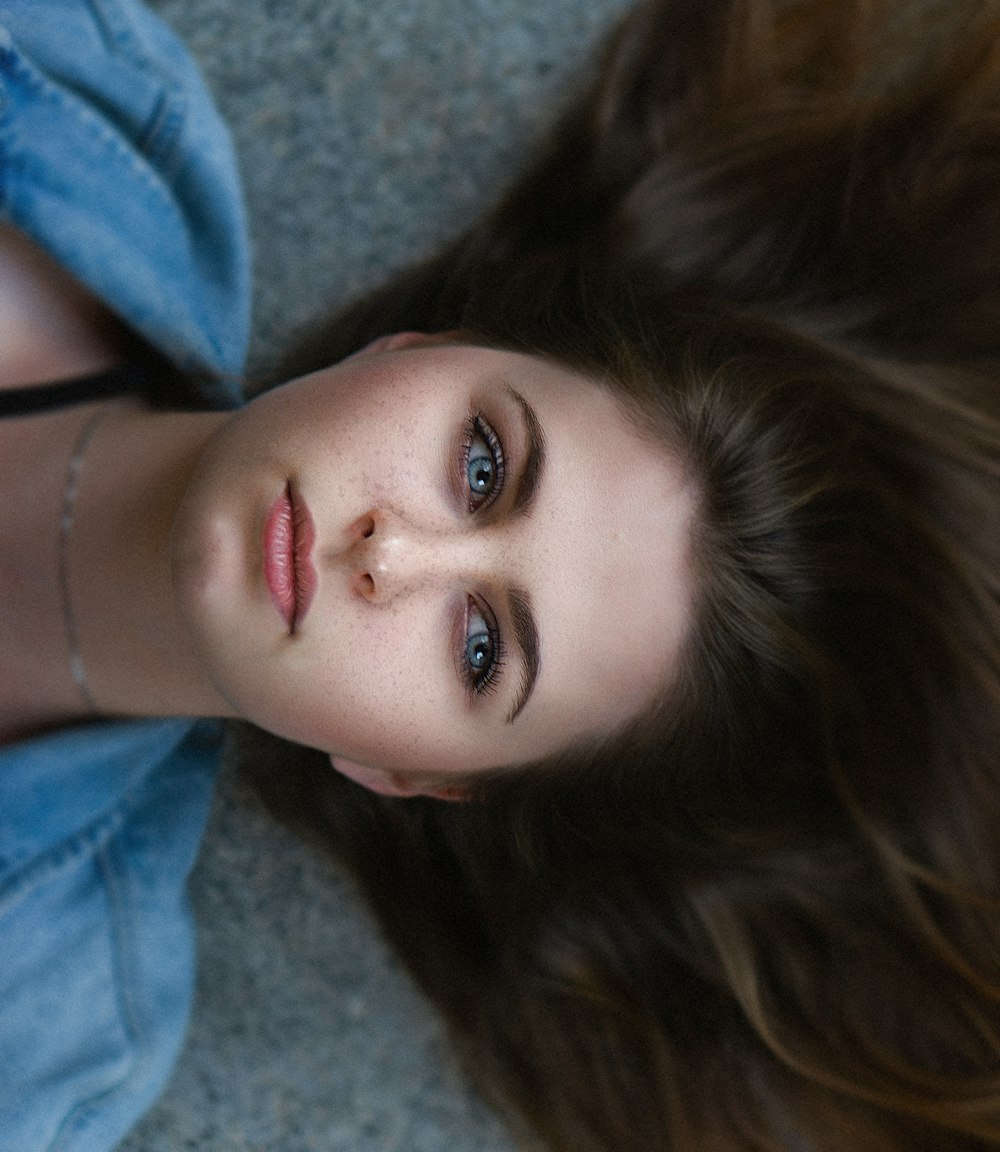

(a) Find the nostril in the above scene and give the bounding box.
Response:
[353,572,376,599]
[348,513,377,542]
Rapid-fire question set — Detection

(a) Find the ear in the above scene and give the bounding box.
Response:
[329,756,470,802]
[343,330,466,360]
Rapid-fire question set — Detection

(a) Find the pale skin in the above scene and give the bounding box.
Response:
[0,224,232,742]
[0,224,695,796]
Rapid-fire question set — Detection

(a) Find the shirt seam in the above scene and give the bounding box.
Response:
[46,840,143,1152]
[0,22,184,207]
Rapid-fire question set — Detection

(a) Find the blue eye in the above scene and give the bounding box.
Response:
[467,630,492,672]
[465,597,503,695]
[465,417,505,511]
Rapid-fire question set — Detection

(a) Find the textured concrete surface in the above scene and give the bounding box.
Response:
[123,2,631,1149]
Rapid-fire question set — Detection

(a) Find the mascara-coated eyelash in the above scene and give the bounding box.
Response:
[463,415,505,512]
[464,595,505,697]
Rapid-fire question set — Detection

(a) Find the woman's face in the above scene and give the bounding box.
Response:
[172,335,693,796]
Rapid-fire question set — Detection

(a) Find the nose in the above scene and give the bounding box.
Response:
[338,508,503,603]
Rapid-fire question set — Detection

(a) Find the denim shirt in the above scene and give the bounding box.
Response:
[0,1,250,1149]
[0,0,250,388]
[0,721,224,1152]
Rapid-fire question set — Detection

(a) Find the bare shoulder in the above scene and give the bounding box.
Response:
[0,224,127,389]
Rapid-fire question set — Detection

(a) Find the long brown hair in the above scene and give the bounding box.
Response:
[241,2,1000,1148]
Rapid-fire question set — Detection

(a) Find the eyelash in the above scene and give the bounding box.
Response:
[462,414,506,513]
[459,414,506,695]
[464,595,505,699]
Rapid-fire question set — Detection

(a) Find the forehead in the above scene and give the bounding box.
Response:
[485,354,694,760]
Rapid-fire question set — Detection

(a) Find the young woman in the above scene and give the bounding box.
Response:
[2,3,998,1152]
[244,1,1000,1150]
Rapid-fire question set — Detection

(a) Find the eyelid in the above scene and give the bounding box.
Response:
[467,414,504,698]
[452,389,544,719]
[448,402,516,705]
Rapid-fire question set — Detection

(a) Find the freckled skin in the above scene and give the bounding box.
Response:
[171,336,694,794]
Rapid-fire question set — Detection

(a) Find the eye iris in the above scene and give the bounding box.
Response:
[466,630,493,672]
[468,453,494,496]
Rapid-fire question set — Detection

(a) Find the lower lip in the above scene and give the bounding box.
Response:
[263,485,317,632]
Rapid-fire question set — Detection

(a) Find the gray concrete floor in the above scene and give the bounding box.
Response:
[124,2,631,1149]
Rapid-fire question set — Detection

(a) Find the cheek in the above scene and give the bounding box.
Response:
[266,607,455,768]
[353,458,427,513]
[308,415,442,523]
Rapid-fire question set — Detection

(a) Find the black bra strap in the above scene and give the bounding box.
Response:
[0,363,146,418]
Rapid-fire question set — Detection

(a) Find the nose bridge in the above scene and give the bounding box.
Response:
[346,507,497,600]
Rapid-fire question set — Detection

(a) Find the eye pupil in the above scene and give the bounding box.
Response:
[467,631,492,671]
[469,455,494,495]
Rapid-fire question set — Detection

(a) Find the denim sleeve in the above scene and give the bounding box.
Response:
[0,719,223,1152]
[0,0,250,390]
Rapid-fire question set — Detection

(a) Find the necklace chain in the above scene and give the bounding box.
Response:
[57,405,110,714]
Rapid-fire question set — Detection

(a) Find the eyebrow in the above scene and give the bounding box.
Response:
[507,386,546,518]
[506,586,540,723]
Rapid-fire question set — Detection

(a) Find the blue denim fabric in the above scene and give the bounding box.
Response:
[0,0,251,396]
[0,720,224,1152]
[0,2,250,1148]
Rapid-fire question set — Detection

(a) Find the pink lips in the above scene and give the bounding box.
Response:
[263,484,317,632]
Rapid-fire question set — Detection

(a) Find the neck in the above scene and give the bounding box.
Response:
[0,400,236,739]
